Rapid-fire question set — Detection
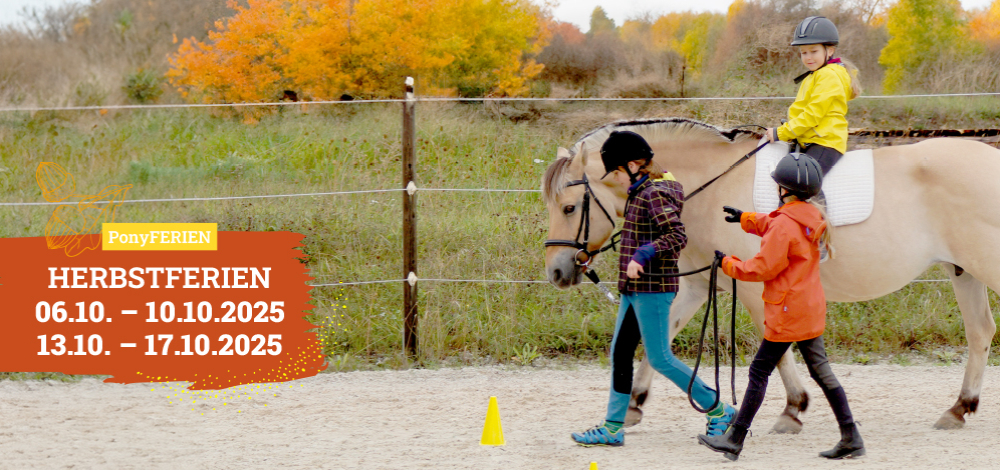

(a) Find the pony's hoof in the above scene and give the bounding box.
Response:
[933,411,965,430]
[770,414,803,434]
[625,406,643,427]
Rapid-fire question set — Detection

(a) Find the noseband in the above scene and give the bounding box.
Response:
[543,173,621,268]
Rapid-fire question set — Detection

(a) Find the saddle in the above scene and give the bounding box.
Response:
[753,141,874,226]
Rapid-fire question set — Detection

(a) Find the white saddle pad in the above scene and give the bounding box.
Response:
[753,141,874,226]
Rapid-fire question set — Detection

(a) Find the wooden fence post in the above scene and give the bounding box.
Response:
[402,77,418,360]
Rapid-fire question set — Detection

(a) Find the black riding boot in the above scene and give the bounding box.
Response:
[697,425,748,461]
[820,423,865,459]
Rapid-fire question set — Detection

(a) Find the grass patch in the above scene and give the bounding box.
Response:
[2,101,999,374]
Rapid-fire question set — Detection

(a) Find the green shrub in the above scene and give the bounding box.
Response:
[123,68,164,104]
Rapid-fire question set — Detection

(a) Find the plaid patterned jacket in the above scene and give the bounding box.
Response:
[618,175,687,293]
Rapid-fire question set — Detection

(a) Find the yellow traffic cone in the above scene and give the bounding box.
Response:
[480,396,505,446]
[589,463,599,470]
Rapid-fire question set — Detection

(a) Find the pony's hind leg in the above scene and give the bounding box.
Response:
[934,268,997,429]
[626,356,653,426]
[771,349,809,434]
[626,276,709,427]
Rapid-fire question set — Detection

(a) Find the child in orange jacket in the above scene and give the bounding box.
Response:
[697,153,865,461]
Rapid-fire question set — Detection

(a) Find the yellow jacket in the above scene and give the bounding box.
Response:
[776,63,853,154]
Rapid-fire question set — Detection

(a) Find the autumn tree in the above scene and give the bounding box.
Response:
[589,7,616,35]
[649,12,724,76]
[536,22,593,84]
[970,0,1000,51]
[878,0,969,93]
[168,0,550,102]
[620,17,651,48]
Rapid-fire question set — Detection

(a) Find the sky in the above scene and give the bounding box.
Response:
[0,0,995,29]
[546,0,995,31]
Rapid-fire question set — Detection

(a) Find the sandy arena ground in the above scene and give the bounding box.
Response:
[1,364,999,469]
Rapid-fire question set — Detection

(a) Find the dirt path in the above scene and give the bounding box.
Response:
[1,364,999,469]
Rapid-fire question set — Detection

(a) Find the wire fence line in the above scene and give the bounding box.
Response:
[0,187,541,207]
[310,279,551,287]
[310,278,951,287]
[0,92,998,113]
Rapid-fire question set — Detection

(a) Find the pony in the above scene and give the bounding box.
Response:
[542,117,1000,432]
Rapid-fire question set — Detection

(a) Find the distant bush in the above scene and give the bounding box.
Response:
[0,0,232,106]
[123,68,164,103]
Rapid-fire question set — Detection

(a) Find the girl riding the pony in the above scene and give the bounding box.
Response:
[570,130,736,447]
[765,16,861,177]
[698,153,865,461]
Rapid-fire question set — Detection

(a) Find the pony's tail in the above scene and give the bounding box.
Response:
[809,199,835,259]
[840,57,863,100]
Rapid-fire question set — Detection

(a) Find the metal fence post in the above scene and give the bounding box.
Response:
[402,77,418,359]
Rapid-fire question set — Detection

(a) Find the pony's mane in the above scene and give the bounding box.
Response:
[542,118,761,204]
[541,156,574,205]
[570,117,760,157]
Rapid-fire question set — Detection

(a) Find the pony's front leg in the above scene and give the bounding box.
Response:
[735,282,809,434]
[626,276,709,426]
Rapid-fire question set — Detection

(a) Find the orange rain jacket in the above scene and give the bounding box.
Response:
[721,201,827,342]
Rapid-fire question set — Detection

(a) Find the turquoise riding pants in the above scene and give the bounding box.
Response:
[605,291,719,423]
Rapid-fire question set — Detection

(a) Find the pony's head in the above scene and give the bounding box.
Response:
[542,145,619,288]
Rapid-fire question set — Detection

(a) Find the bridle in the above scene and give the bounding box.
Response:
[542,173,620,270]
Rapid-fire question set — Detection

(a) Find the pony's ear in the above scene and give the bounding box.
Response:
[556,147,570,159]
[579,143,589,167]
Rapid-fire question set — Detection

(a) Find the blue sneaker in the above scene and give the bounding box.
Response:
[571,422,624,447]
[706,403,737,437]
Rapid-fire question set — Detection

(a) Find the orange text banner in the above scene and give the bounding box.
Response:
[0,232,326,390]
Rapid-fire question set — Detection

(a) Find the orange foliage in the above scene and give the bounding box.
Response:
[166,0,291,104]
[550,21,585,45]
[168,0,549,101]
[970,0,1000,50]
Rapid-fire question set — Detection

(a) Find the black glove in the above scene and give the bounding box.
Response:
[723,206,743,223]
[715,250,726,260]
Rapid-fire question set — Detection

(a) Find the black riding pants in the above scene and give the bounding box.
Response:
[733,335,855,429]
[802,144,843,207]
[803,143,843,176]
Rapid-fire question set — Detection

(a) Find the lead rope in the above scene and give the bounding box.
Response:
[620,253,739,412]
[683,254,739,413]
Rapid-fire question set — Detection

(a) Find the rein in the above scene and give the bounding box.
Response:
[684,141,768,200]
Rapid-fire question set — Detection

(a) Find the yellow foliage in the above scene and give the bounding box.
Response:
[168,0,549,101]
[680,13,724,75]
[620,20,652,48]
[879,0,970,93]
[727,0,749,19]
[650,11,723,74]
[650,13,686,53]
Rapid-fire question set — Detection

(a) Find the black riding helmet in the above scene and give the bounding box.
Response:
[790,16,839,46]
[600,130,654,182]
[771,152,823,200]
